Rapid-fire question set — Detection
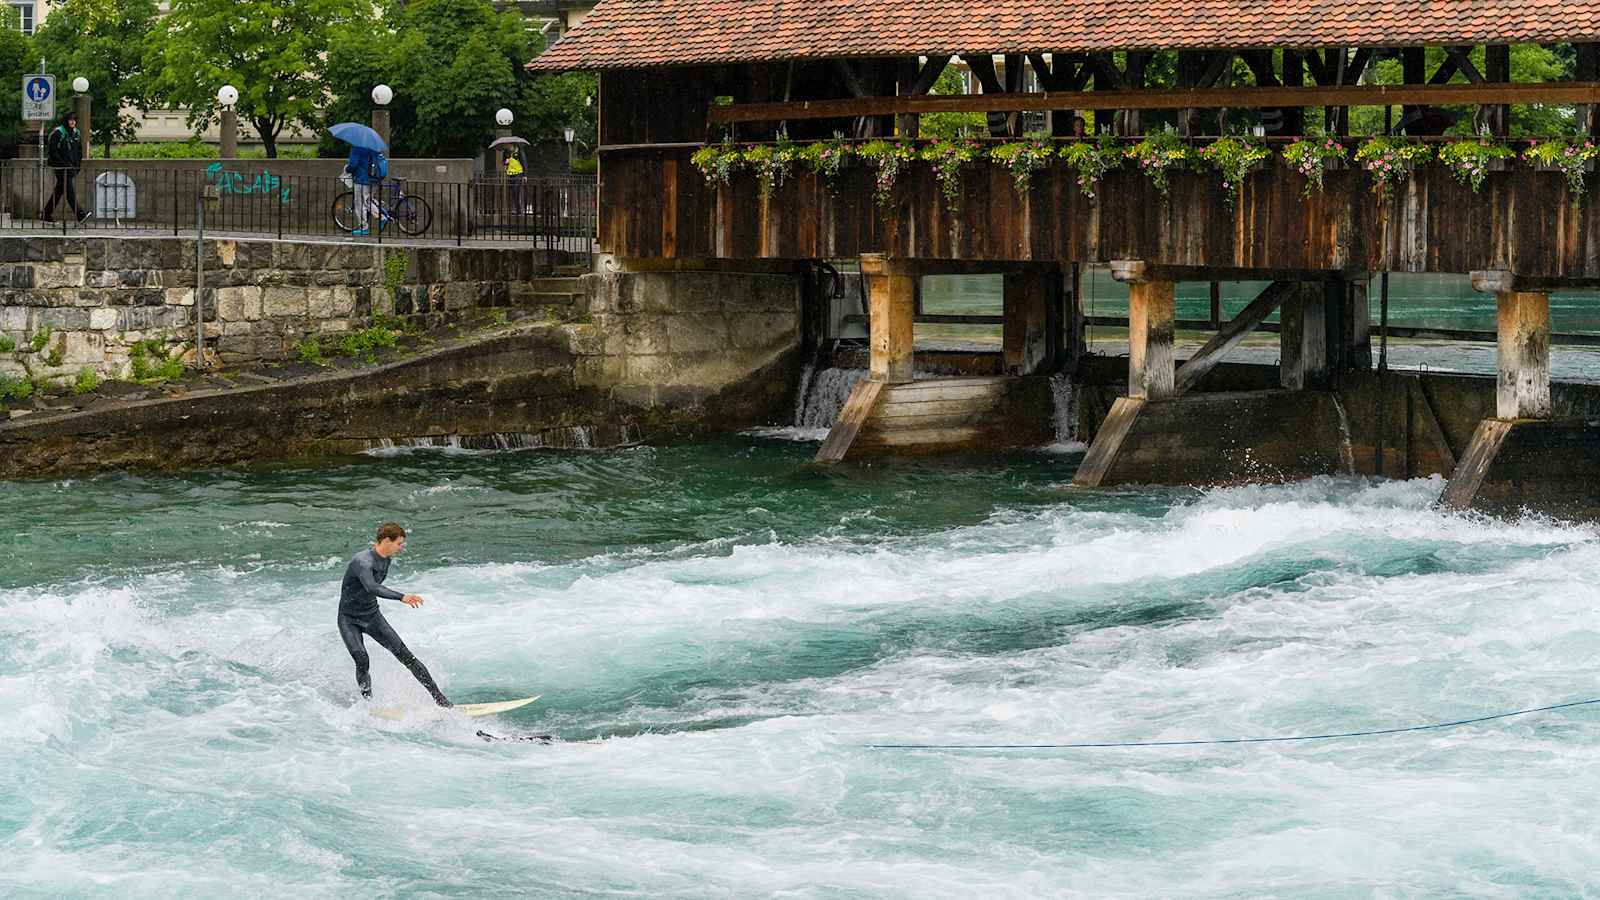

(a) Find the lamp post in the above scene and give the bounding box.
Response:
[563,126,575,171]
[217,84,239,159]
[71,77,90,160]
[371,84,392,151]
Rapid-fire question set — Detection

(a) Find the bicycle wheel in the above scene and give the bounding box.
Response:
[331,191,359,233]
[393,194,432,236]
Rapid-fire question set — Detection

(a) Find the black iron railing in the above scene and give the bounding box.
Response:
[0,163,596,253]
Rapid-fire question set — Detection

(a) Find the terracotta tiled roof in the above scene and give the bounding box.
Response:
[533,0,1600,70]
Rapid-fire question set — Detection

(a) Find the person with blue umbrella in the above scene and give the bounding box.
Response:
[330,122,389,236]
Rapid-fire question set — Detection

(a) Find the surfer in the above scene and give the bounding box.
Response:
[338,523,452,707]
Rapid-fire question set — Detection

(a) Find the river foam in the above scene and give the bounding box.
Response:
[3,448,1599,896]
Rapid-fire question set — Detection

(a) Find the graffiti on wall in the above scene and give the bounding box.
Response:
[205,163,292,203]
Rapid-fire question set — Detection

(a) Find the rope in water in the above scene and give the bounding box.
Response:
[865,696,1600,751]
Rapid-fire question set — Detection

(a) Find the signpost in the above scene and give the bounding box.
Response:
[23,66,53,226]
[21,74,54,121]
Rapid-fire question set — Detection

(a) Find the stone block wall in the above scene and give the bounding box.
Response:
[572,270,802,412]
[0,236,572,382]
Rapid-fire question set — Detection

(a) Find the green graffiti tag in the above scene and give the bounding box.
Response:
[204,163,293,203]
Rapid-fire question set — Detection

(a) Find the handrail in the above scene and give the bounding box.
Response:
[707,81,1600,124]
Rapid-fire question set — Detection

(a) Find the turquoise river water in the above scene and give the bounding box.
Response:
[5,440,1600,897]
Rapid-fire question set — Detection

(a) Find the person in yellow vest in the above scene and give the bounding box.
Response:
[505,151,526,213]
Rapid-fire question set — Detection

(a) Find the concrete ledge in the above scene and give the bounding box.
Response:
[1441,419,1600,519]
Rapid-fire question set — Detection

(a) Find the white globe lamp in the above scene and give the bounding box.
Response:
[217,85,239,108]
[371,84,393,107]
[495,108,514,127]
[72,76,88,94]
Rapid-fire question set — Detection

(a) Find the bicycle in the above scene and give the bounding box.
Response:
[331,177,433,236]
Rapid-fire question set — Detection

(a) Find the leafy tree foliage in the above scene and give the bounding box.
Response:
[145,0,362,157]
[323,0,594,159]
[32,0,158,156]
[0,7,32,153]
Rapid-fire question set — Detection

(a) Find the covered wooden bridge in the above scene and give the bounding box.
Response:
[537,1,1600,516]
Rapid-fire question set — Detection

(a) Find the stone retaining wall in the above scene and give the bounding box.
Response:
[0,236,573,383]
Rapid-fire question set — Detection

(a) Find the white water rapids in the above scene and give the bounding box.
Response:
[4,450,1600,896]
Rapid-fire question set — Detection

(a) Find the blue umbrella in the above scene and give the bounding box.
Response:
[329,122,387,153]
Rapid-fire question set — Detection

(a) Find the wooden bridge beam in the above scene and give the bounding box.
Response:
[1495,290,1551,420]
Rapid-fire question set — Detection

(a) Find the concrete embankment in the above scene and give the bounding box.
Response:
[0,239,807,476]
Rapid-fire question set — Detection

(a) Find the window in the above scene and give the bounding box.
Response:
[9,2,33,34]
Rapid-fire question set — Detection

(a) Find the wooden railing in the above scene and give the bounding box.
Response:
[707,82,1600,124]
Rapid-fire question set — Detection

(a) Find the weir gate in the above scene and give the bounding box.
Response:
[540,1,1600,518]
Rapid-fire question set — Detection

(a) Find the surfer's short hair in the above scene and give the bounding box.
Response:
[376,522,407,543]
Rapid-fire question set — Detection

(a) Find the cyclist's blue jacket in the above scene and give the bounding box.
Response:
[345,147,385,185]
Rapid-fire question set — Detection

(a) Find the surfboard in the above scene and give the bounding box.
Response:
[374,695,539,721]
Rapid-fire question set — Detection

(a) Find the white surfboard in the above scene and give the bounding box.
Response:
[375,695,540,721]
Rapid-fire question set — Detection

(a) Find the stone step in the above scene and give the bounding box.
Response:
[551,264,590,277]
[510,290,580,307]
[525,277,585,293]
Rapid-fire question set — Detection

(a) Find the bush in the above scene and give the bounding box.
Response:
[0,335,14,353]
[0,374,34,401]
[72,367,102,394]
[129,338,184,383]
[294,337,327,366]
[110,141,319,160]
[337,325,399,363]
[29,325,52,353]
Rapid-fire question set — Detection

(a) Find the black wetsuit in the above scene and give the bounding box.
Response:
[338,548,450,706]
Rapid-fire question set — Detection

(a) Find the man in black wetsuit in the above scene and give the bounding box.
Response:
[338,522,451,707]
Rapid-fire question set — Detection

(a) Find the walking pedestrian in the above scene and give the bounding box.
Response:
[42,111,88,224]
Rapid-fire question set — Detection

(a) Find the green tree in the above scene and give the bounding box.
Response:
[323,0,530,159]
[32,0,158,157]
[145,0,361,157]
[1349,44,1573,137]
[323,0,596,160]
[0,7,32,154]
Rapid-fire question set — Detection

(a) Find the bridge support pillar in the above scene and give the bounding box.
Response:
[1494,289,1551,420]
[861,254,915,384]
[1126,278,1175,400]
[1002,264,1062,376]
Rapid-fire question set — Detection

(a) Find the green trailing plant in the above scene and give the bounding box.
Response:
[294,337,327,366]
[0,335,13,352]
[798,136,853,190]
[857,139,917,207]
[29,326,53,353]
[690,139,743,187]
[1438,140,1514,193]
[1058,133,1123,201]
[1197,136,1270,207]
[129,338,184,383]
[383,250,408,297]
[918,139,983,211]
[991,135,1057,195]
[1283,136,1347,198]
[72,367,102,395]
[46,344,64,367]
[1126,127,1192,198]
[745,139,801,199]
[1355,137,1432,202]
[1523,138,1600,205]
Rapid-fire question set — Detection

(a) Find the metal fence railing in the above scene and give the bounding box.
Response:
[0,163,596,253]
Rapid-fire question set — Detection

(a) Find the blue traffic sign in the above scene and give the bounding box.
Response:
[25,76,49,103]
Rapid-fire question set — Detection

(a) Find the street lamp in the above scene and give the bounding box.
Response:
[217,85,239,159]
[71,76,88,94]
[563,126,575,169]
[370,84,393,151]
[495,108,514,127]
[71,77,91,159]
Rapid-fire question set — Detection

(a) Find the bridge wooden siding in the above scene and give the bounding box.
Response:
[601,150,1600,279]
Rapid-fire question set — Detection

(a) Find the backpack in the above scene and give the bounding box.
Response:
[369,152,388,180]
[46,126,67,162]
